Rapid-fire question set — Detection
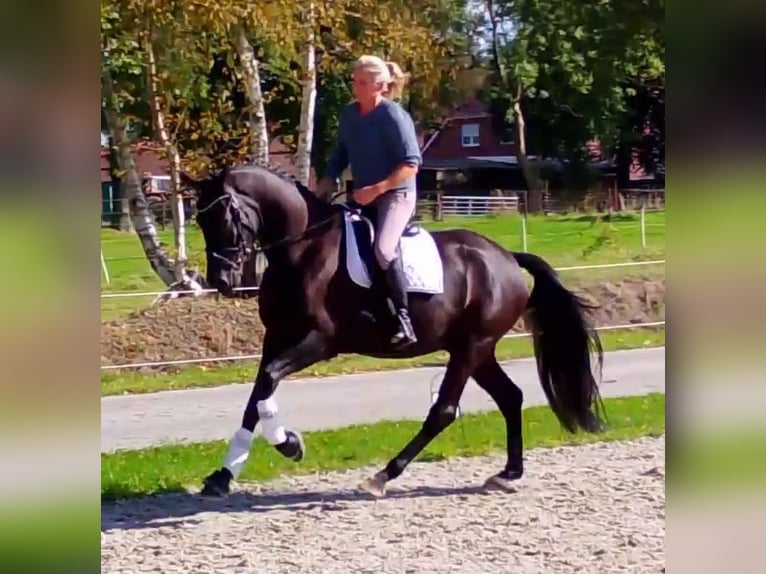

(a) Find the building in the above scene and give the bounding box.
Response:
[101,132,320,227]
[415,92,663,211]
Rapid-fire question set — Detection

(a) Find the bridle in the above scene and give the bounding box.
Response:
[197,187,350,267]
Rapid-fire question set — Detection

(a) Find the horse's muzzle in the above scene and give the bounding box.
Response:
[214,268,246,297]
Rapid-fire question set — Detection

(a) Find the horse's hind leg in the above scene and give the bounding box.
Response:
[358,339,493,497]
[472,355,524,492]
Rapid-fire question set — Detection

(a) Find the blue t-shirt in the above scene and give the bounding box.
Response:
[324,99,422,194]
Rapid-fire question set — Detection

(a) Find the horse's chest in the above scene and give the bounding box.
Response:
[259,288,304,326]
[257,273,307,328]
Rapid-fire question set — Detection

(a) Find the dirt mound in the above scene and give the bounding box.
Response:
[101,277,664,372]
[101,297,266,371]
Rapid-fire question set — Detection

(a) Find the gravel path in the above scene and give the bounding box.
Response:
[102,347,665,452]
[102,436,665,573]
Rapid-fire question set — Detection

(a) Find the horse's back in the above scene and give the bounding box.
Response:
[430,227,521,274]
[430,226,529,316]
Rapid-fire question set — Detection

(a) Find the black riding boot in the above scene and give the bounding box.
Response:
[383,256,418,347]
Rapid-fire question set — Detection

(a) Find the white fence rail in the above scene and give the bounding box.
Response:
[440,195,520,217]
[101,259,666,300]
[101,320,666,371]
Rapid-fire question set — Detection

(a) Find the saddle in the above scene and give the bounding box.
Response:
[339,201,444,295]
[342,202,420,246]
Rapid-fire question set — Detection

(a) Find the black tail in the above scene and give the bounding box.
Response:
[512,251,605,433]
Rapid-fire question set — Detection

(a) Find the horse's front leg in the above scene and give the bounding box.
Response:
[201,330,336,497]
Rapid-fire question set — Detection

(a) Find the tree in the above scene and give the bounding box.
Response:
[295,1,317,186]
[102,58,178,287]
[305,0,480,184]
[478,0,664,209]
[616,82,664,186]
[231,23,271,165]
[102,0,178,286]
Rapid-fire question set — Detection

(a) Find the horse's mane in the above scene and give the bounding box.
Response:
[223,160,337,218]
[226,160,315,200]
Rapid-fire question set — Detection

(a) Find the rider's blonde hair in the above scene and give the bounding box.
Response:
[354,55,409,100]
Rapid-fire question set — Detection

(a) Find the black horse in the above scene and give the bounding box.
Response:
[180,164,605,498]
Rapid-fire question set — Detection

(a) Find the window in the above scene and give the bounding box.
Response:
[500,127,515,145]
[460,123,480,147]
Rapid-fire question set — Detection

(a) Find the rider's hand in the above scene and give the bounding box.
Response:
[354,183,384,206]
[317,177,337,200]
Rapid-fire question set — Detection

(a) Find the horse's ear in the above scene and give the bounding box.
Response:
[217,164,232,182]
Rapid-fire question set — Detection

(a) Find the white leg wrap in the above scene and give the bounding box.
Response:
[223,427,254,479]
[257,396,287,445]
[431,392,460,418]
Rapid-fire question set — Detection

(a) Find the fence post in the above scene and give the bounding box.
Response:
[640,204,646,249]
[521,190,528,251]
[101,249,111,284]
[521,213,528,252]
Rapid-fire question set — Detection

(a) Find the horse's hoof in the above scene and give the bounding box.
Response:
[276,430,305,462]
[290,430,305,462]
[483,470,522,493]
[200,468,232,497]
[358,473,387,498]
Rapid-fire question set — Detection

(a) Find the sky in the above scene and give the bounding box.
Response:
[465,0,518,55]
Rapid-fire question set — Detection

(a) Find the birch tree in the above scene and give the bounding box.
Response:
[101,57,177,287]
[483,0,546,213]
[141,17,191,287]
[102,0,214,293]
[295,1,317,187]
[101,0,177,286]
[231,24,270,165]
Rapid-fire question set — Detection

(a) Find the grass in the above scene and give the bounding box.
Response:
[102,326,665,396]
[101,392,666,500]
[101,210,665,319]
[100,209,665,397]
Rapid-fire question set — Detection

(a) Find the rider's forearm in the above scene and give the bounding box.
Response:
[381,162,419,191]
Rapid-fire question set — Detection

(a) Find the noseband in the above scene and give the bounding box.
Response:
[197,186,260,270]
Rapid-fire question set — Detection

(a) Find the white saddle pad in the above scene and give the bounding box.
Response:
[343,210,444,294]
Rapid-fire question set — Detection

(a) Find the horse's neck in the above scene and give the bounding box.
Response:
[304,192,335,227]
[258,182,334,262]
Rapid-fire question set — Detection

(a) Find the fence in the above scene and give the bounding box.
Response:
[101,320,666,371]
[100,258,666,370]
[102,175,197,230]
[436,195,520,217]
[101,202,665,265]
[414,188,665,219]
[100,259,666,300]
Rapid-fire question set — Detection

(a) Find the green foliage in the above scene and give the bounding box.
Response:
[482,0,664,166]
[101,0,476,176]
[312,69,352,178]
[101,0,664,184]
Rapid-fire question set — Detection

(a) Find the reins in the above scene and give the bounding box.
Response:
[200,187,352,255]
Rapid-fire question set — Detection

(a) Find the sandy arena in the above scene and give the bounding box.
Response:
[102,435,665,574]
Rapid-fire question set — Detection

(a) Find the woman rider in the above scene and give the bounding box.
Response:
[317,55,421,348]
